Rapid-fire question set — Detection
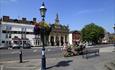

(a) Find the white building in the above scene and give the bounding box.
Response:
[0,16,41,47]
[69,33,72,45]
[0,15,69,47]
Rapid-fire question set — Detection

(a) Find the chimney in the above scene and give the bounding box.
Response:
[3,16,10,21]
[22,18,26,21]
[33,18,36,22]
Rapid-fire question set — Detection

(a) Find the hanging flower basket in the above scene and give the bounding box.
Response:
[33,23,40,35]
[33,21,51,35]
[33,21,52,46]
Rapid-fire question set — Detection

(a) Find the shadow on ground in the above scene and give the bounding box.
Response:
[46,60,72,69]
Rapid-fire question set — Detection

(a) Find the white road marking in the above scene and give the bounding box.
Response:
[33,50,37,52]
[11,51,20,54]
[61,48,63,50]
[6,66,36,69]
[0,65,4,70]
[47,49,51,51]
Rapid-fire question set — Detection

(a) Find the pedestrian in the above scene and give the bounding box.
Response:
[63,42,67,51]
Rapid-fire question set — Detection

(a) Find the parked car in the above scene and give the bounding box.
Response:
[12,43,31,49]
[12,44,20,49]
[23,43,31,49]
[0,44,8,49]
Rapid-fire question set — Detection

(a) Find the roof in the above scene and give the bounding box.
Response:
[69,30,80,33]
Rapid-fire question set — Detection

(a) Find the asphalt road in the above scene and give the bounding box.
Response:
[0,44,114,62]
[0,46,63,62]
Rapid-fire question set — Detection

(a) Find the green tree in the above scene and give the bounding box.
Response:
[81,23,105,44]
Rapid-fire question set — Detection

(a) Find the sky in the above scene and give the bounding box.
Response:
[0,0,115,33]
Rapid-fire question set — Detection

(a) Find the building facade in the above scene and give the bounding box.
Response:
[49,14,69,46]
[69,30,81,45]
[0,15,69,47]
[0,16,36,47]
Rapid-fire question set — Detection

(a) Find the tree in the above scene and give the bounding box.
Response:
[81,23,105,44]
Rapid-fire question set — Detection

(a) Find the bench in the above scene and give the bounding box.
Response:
[82,48,99,59]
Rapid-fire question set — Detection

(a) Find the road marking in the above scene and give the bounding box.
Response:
[61,48,63,50]
[6,66,36,69]
[11,51,20,54]
[0,65,4,70]
[33,50,37,52]
[47,49,51,51]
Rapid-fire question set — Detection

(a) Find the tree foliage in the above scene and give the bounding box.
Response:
[81,23,105,44]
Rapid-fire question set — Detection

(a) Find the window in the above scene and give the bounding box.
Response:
[2,30,6,33]
[36,40,37,45]
[9,34,11,38]
[21,28,26,38]
[2,41,5,43]
[6,34,8,38]
[13,41,18,44]
[9,41,11,44]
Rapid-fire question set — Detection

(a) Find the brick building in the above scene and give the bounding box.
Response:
[69,30,81,45]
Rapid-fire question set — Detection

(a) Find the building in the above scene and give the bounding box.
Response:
[0,15,69,47]
[49,14,69,46]
[108,33,115,44]
[102,32,110,44]
[69,30,81,45]
[0,16,36,47]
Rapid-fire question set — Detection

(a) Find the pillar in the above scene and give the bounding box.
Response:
[49,36,50,46]
[54,36,56,46]
[63,36,65,44]
[59,35,61,46]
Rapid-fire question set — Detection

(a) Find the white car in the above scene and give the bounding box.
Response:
[0,44,8,49]
[12,44,21,49]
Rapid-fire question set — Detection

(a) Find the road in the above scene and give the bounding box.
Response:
[0,46,63,62]
[0,44,114,62]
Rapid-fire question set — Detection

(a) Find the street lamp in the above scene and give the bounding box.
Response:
[40,2,47,21]
[34,2,51,70]
[113,24,115,51]
[19,39,23,63]
[40,2,47,70]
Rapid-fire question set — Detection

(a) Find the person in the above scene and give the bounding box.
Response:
[63,42,67,51]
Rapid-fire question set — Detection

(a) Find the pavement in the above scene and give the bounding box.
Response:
[0,46,115,70]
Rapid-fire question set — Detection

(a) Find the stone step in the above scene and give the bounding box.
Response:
[105,62,115,70]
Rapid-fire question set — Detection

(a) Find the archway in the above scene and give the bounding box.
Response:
[61,36,64,46]
[56,36,59,46]
[50,36,54,46]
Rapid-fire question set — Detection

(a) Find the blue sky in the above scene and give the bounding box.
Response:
[0,0,115,33]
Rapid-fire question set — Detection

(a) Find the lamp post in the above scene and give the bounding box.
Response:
[113,24,115,51]
[19,31,24,63]
[40,2,47,70]
[19,40,23,63]
[34,2,51,70]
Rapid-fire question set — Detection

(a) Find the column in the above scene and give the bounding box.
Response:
[59,36,61,46]
[54,36,56,46]
[48,36,50,46]
[63,36,65,44]
[67,35,69,44]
